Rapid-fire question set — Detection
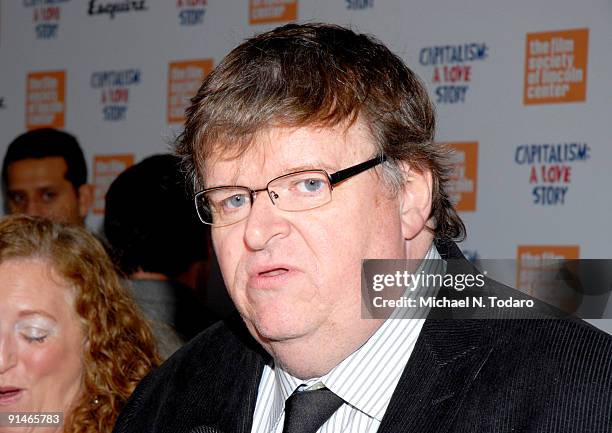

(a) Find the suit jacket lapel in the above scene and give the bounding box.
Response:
[207,316,271,433]
[216,350,266,433]
[378,239,495,433]
[377,319,494,433]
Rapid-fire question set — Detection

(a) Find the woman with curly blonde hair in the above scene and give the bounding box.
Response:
[0,215,159,433]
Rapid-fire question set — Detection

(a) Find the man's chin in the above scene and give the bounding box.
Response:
[243,315,312,346]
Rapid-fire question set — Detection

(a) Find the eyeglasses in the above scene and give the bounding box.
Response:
[195,154,387,227]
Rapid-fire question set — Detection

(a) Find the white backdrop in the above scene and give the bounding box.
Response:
[1,0,611,330]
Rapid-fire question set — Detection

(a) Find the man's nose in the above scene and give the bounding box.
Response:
[25,199,45,218]
[0,335,17,374]
[243,191,290,251]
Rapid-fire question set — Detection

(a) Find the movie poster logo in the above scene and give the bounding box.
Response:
[514,142,590,206]
[87,0,147,19]
[93,154,134,214]
[447,142,478,211]
[177,0,206,26]
[516,245,580,309]
[90,69,141,121]
[23,0,70,39]
[346,0,373,10]
[168,59,212,123]
[524,28,589,105]
[462,249,480,264]
[249,0,297,25]
[26,70,65,130]
[419,42,489,104]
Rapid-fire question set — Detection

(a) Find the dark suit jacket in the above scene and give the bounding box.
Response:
[113,240,612,433]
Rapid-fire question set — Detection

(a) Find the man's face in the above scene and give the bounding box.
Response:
[205,121,407,360]
[6,157,86,225]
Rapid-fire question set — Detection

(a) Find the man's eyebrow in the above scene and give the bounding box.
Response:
[278,162,338,174]
[216,162,339,187]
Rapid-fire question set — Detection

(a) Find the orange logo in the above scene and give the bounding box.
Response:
[92,154,134,215]
[447,142,478,212]
[249,0,297,25]
[516,245,580,309]
[524,28,589,105]
[26,70,65,130]
[168,59,213,124]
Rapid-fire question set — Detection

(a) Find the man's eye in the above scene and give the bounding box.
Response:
[296,179,325,193]
[221,194,249,210]
[8,193,26,205]
[41,191,58,202]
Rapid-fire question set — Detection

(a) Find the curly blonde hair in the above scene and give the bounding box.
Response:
[0,215,160,433]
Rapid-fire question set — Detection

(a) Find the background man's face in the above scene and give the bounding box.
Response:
[205,121,407,358]
[6,156,85,225]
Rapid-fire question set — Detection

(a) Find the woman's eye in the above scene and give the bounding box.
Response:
[21,328,49,343]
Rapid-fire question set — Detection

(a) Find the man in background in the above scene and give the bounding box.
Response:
[2,128,93,225]
[104,154,217,358]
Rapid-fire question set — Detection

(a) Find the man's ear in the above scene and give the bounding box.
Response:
[77,184,95,219]
[398,163,433,240]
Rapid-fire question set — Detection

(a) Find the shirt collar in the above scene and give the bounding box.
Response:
[269,244,442,423]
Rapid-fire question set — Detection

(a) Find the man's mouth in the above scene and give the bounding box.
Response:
[248,265,294,290]
[260,268,289,277]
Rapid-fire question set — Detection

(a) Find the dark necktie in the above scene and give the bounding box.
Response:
[281,387,344,433]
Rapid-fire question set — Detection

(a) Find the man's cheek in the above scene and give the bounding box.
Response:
[214,239,243,289]
[217,255,238,290]
[212,232,236,265]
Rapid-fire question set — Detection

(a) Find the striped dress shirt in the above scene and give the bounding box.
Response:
[250,245,444,433]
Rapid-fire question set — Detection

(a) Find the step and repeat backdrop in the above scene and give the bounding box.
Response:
[1,1,611,327]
